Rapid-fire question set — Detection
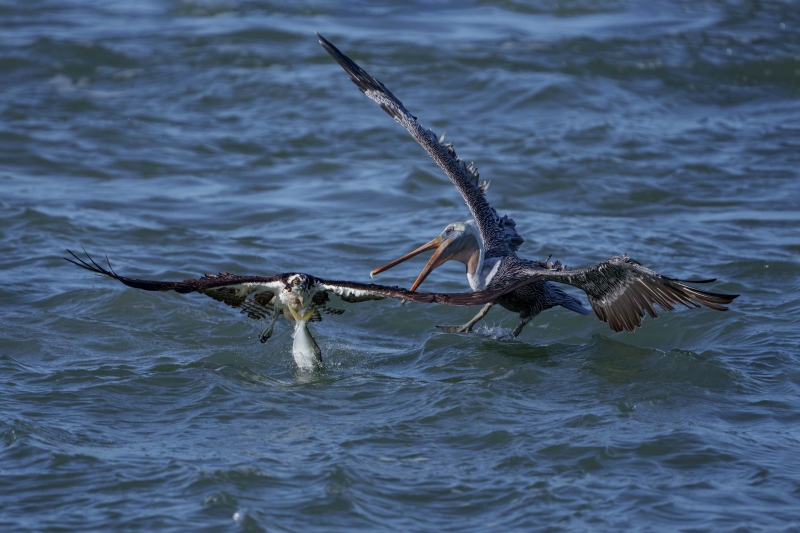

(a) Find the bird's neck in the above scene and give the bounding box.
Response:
[458,233,486,291]
[465,247,483,277]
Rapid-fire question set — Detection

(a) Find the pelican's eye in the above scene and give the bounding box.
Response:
[445,226,453,234]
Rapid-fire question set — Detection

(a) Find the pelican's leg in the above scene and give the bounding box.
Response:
[258,311,280,343]
[436,302,494,333]
[511,315,532,337]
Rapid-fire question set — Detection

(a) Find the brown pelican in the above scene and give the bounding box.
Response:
[65,250,539,369]
[318,34,738,337]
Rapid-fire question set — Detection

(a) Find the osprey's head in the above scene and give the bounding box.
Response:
[282,273,317,322]
[285,273,314,293]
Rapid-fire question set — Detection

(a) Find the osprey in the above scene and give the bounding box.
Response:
[66,250,538,369]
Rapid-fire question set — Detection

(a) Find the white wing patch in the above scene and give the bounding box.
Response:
[200,281,284,318]
[321,284,387,303]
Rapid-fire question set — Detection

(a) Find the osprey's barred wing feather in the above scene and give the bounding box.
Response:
[65,249,284,321]
[528,254,739,333]
[317,33,524,258]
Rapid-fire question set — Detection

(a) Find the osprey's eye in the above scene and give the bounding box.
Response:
[293,278,300,285]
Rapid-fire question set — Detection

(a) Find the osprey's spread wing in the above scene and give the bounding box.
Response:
[65,249,289,320]
[66,250,539,316]
[316,276,541,307]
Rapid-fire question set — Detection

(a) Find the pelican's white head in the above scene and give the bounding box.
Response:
[370,220,484,291]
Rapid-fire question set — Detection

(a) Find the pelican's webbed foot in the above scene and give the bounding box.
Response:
[435,302,494,335]
[511,316,532,337]
[435,324,475,334]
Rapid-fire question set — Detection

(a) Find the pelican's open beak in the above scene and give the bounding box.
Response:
[370,235,455,292]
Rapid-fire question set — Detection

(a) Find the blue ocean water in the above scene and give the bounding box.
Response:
[1,1,799,531]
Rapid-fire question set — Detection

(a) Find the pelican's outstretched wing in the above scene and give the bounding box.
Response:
[524,254,739,333]
[317,275,541,306]
[65,249,285,321]
[318,33,524,258]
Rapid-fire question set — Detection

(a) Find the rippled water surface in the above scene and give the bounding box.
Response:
[2,1,799,531]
